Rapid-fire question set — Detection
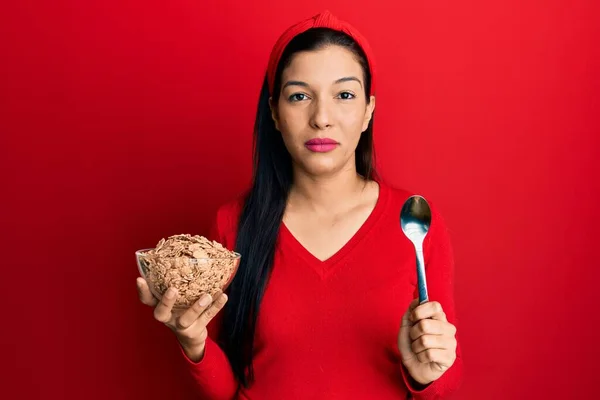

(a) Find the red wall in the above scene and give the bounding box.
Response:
[2,1,599,399]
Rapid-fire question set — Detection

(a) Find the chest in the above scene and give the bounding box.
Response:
[254,229,418,354]
[282,202,376,262]
[284,221,358,262]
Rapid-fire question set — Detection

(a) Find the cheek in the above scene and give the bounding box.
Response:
[279,120,303,147]
[278,121,304,154]
[278,106,304,132]
[339,104,365,124]
[280,115,300,132]
[280,132,297,152]
[338,107,365,137]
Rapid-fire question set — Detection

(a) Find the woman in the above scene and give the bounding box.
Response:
[137,10,462,400]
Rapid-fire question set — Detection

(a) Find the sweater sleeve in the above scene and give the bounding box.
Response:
[178,206,239,400]
[400,202,464,399]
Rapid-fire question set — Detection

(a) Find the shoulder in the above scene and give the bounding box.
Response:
[209,191,248,248]
[215,193,246,226]
[377,178,451,237]
[378,179,416,208]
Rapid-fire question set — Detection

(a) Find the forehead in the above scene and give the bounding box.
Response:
[281,45,363,84]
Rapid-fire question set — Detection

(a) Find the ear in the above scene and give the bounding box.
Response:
[269,97,280,131]
[361,95,376,132]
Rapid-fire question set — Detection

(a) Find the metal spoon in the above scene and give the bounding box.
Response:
[400,195,432,304]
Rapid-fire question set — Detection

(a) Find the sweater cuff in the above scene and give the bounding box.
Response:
[179,337,239,399]
[180,336,218,367]
[400,356,463,400]
[400,364,435,396]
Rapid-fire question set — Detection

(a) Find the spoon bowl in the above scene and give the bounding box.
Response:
[400,195,432,304]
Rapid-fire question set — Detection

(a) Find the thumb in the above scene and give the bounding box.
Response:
[137,277,158,307]
[398,298,419,363]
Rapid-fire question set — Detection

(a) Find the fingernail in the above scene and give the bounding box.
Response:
[165,288,177,299]
[199,295,211,307]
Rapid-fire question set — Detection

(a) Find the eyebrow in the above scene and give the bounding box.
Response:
[334,76,363,87]
[282,76,363,90]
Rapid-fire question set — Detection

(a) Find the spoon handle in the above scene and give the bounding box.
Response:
[415,247,429,304]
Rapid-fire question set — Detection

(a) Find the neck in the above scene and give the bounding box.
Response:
[287,162,369,214]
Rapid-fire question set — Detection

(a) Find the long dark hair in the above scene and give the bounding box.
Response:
[220,27,377,387]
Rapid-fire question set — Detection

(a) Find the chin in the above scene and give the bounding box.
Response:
[300,159,342,177]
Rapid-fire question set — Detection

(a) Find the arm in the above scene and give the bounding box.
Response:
[400,202,464,399]
[179,206,240,399]
[179,318,238,400]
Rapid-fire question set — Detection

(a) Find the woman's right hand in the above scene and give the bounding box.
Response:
[136,277,228,362]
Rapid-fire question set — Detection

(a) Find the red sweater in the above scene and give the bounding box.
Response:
[180,181,463,399]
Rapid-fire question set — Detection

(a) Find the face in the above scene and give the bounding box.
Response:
[270,45,375,177]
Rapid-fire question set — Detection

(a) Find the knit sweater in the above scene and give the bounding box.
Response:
[180,180,463,399]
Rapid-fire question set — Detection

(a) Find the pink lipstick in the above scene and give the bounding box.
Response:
[304,138,339,153]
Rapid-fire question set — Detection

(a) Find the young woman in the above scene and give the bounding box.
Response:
[137,10,462,400]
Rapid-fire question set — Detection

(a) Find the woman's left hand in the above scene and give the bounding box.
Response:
[397,299,458,386]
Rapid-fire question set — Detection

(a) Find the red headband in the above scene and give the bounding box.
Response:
[266,10,376,97]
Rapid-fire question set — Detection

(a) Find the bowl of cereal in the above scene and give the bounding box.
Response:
[135,234,241,309]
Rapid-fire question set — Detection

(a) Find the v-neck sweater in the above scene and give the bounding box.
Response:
[179,181,463,399]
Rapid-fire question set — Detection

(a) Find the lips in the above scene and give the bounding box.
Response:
[304,138,339,153]
[305,138,338,145]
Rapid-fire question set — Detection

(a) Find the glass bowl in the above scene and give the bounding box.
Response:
[135,248,241,309]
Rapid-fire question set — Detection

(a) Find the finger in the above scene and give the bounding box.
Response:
[176,293,214,330]
[412,301,447,322]
[402,298,420,326]
[411,334,457,354]
[416,348,456,369]
[197,291,228,327]
[137,277,158,307]
[154,287,178,323]
[398,299,419,363]
[410,319,454,340]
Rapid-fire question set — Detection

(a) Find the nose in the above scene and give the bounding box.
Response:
[309,98,332,130]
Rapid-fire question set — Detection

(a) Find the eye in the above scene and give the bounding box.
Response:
[288,93,309,102]
[337,91,356,100]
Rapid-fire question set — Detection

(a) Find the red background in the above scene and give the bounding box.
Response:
[2,1,599,399]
